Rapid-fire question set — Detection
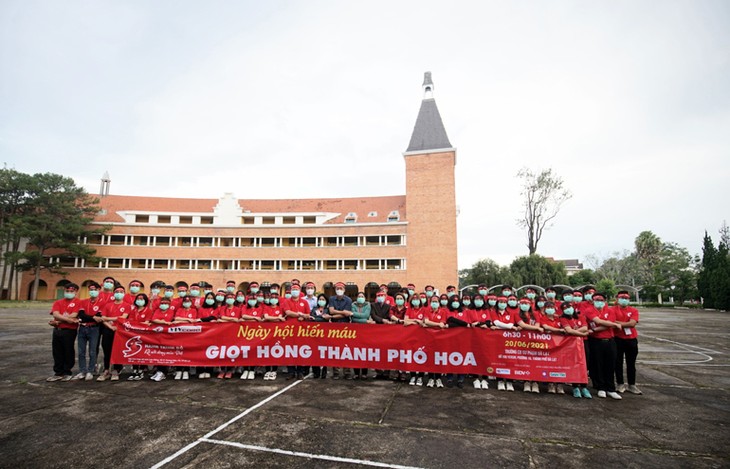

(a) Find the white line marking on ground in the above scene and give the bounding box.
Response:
[202,438,426,469]
[150,379,303,469]
[638,334,721,365]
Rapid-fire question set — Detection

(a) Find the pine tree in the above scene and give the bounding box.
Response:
[698,231,717,308]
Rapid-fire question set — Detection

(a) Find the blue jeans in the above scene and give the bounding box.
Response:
[77,326,100,374]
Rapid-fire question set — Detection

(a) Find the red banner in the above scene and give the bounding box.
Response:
[111,322,587,383]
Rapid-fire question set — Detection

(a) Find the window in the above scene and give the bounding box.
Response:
[135,214,149,223]
[303,216,316,224]
[240,237,255,247]
[365,259,380,270]
[325,260,338,270]
[179,216,193,224]
[151,259,167,269]
[343,236,358,246]
[219,237,235,247]
[281,237,296,247]
[197,260,212,270]
[131,236,150,246]
[343,260,358,270]
[325,237,338,247]
[386,259,402,270]
[344,212,357,223]
[107,258,124,269]
[156,236,171,246]
[386,235,402,246]
[387,211,400,222]
[201,216,214,225]
[301,260,316,270]
[368,211,377,218]
[108,235,125,246]
[239,260,254,270]
[260,237,276,247]
[284,260,297,270]
[129,259,145,269]
[158,216,171,224]
[282,216,295,225]
[260,260,276,270]
[242,217,255,225]
[365,236,380,246]
[179,237,193,247]
[59,257,76,268]
[87,234,103,245]
[199,237,213,247]
[262,217,275,225]
[219,260,233,270]
[178,260,192,269]
[301,237,317,247]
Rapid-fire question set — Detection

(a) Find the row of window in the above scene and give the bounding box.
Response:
[128,212,400,225]
[84,234,405,248]
[55,258,406,271]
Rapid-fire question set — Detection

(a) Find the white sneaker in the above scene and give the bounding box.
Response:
[71,372,85,381]
[607,391,622,400]
[531,382,540,393]
[480,379,489,389]
[435,378,444,388]
[523,382,531,392]
[617,383,627,393]
[240,370,249,380]
[416,377,423,386]
[85,372,94,381]
[426,379,435,388]
[96,371,110,382]
[152,371,166,382]
[597,390,607,398]
[474,379,482,389]
[174,371,182,380]
[199,372,207,379]
[248,370,255,380]
[506,382,514,391]
[263,371,271,380]
[628,385,643,395]
[271,371,277,380]
[497,380,506,391]
[182,371,189,380]
[409,377,416,386]
[556,384,564,394]
[548,383,556,394]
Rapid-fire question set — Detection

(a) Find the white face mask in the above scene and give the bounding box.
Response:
[306,289,314,296]
[336,289,344,296]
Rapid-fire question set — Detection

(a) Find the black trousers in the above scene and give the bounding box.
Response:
[615,338,639,385]
[52,328,77,376]
[589,337,617,392]
[100,327,122,372]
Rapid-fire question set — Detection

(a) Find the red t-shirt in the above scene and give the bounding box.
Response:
[216,305,241,321]
[583,304,616,339]
[131,305,154,324]
[241,305,266,321]
[102,301,131,321]
[449,309,471,323]
[560,316,588,340]
[540,315,562,331]
[390,307,407,321]
[406,306,426,321]
[197,306,218,320]
[175,307,198,322]
[152,308,174,323]
[517,311,541,327]
[613,306,639,339]
[282,297,311,321]
[79,298,105,322]
[265,304,284,320]
[490,309,519,326]
[469,309,491,324]
[428,307,449,324]
[50,298,82,330]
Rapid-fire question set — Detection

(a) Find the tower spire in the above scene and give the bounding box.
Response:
[405,72,453,154]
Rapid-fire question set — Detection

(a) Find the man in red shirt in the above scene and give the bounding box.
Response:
[123,279,143,304]
[614,291,642,394]
[74,281,104,381]
[583,292,622,399]
[379,284,395,307]
[47,283,82,382]
[97,285,131,381]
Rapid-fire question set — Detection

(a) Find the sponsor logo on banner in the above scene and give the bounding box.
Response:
[486,367,494,374]
[549,372,566,378]
[515,370,530,376]
[168,325,203,333]
[496,368,511,375]
[122,336,143,358]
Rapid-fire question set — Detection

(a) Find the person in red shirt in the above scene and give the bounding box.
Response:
[149,298,175,382]
[423,296,448,388]
[47,283,82,382]
[188,282,204,308]
[403,294,427,386]
[516,298,544,393]
[262,292,285,381]
[98,276,116,307]
[73,281,104,381]
[239,295,266,380]
[126,293,154,380]
[171,298,198,380]
[490,295,519,391]
[97,285,131,381]
[614,291,642,395]
[123,279,143,305]
[539,302,566,394]
[561,302,592,398]
[379,284,396,307]
[215,293,241,379]
[583,292,622,399]
[468,293,492,390]
[171,282,189,310]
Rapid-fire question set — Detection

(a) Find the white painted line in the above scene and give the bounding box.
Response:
[638,334,721,365]
[202,438,426,469]
[641,334,724,354]
[150,379,304,469]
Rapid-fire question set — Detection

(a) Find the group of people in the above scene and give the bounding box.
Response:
[47,277,641,399]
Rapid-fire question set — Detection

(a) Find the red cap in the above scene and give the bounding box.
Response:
[335,282,346,288]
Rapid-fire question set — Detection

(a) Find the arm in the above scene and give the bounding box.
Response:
[518,320,544,332]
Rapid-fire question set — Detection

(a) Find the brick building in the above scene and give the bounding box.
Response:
[25,72,458,300]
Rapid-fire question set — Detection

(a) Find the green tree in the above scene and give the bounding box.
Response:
[634,230,662,287]
[595,278,618,300]
[569,269,596,287]
[459,258,517,290]
[697,231,717,307]
[14,172,106,300]
[516,168,572,255]
[0,168,36,299]
[508,254,568,287]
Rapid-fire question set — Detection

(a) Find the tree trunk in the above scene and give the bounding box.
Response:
[0,241,8,300]
[31,263,41,301]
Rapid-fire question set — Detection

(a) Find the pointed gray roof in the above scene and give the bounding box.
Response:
[405,98,453,153]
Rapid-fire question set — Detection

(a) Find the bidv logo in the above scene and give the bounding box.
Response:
[514,370,530,376]
[168,325,202,333]
[122,336,143,358]
[496,368,511,375]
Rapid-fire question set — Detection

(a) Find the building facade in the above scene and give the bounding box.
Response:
[25,72,458,300]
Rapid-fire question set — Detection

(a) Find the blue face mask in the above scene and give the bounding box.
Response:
[478,289,488,296]
[497,303,507,311]
[159,304,170,311]
[488,299,497,306]
[563,295,574,303]
[474,299,484,308]
[270,298,279,305]
[113,292,124,301]
[618,298,630,307]
[462,300,471,306]
[537,301,545,309]
[248,299,257,307]
[129,286,140,294]
[519,304,530,312]
[563,307,574,316]
[135,299,145,307]
[507,300,517,308]
[584,293,593,301]
[594,301,605,309]
[411,299,420,307]
[545,308,556,316]
[440,299,448,306]
[205,298,215,306]
[451,302,460,309]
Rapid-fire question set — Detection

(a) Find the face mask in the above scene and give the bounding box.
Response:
[248,299,257,307]
[478,289,488,296]
[447,291,455,297]
[270,289,278,295]
[519,304,530,312]
[270,298,279,305]
[103,281,114,290]
[376,296,385,304]
[113,292,124,301]
[426,291,434,297]
[236,296,245,303]
[135,299,145,307]
[291,290,300,297]
[563,307,574,316]
[130,286,140,294]
[225,298,235,305]
[159,304,170,311]
[264,298,270,304]
[488,299,497,307]
[190,289,200,297]
[431,302,439,309]
[573,296,582,303]
[507,300,517,308]
[227,286,235,293]
[497,303,507,311]
[204,289,212,295]
[618,298,630,307]
[64,292,76,300]
[451,301,460,309]
[252,287,262,295]
[178,291,187,298]
[408,289,415,296]
[474,299,484,308]
[151,288,160,296]
[205,298,215,306]
[335,289,344,296]
[537,301,545,309]
[285,293,292,299]
[411,299,421,307]
[182,302,192,309]
[526,293,536,300]
[463,300,471,306]
[89,290,99,298]
[584,293,593,301]
[215,295,225,302]
[440,299,448,306]
[164,291,174,298]
[306,289,314,296]
[395,299,405,306]
[256,296,264,303]
[546,292,556,300]
[318,300,327,307]
[563,295,573,303]
[357,297,366,304]
[594,301,606,309]
[545,308,556,316]
[502,290,511,297]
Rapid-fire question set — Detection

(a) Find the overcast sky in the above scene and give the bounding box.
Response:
[2,1,729,269]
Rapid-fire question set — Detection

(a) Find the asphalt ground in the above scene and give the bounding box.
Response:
[0,308,728,469]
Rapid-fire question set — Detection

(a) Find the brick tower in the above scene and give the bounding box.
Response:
[403,72,458,291]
